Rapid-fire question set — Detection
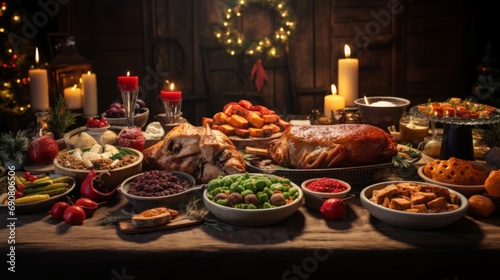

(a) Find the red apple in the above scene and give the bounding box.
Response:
[320,198,347,220]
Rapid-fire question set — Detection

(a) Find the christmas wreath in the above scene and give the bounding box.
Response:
[214,0,296,60]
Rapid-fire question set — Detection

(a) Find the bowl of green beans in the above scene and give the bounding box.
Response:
[203,173,304,227]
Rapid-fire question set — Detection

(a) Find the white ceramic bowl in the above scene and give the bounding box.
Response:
[86,125,110,133]
[301,178,351,210]
[417,166,486,197]
[119,170,199,211]
[360,181,468,230]
[0,174,76,214]
[53,147,143,194]
[354,96,410,130]
[102,108,149,128]
[203,173,304,227]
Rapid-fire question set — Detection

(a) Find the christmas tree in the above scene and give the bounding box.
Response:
[0,1,35,118]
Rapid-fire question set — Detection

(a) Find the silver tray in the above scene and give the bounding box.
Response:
[244,145,421,188]
[409,105,500,126]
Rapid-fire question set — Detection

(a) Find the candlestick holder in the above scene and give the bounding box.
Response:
[161,97,182,124]
[119,87,139,128]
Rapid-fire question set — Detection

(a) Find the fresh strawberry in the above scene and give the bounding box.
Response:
[28,136,59,165]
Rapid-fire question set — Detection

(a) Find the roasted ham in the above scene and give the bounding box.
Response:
[267,124,398,168]
[142,123,246,183]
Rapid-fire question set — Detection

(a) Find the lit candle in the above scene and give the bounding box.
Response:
[81,71,98,116]
[160,83,182,103]
[338,44,359,107]
[117,71,138,91]
[63,84,82,109]
[323,84,345,117]
[160,83,183,124]
[28,47,49,111]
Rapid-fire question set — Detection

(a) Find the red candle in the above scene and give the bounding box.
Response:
[117,71,138,91]
[160,83,182,103]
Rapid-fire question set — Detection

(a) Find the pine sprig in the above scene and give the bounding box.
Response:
[0,130,29,165]
[46,96,76,139]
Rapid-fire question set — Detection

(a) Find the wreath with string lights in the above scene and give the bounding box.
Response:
[214,0,297,60]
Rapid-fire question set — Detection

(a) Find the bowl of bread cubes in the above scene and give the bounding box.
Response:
[417,157,494,197]
[360,181,468,230]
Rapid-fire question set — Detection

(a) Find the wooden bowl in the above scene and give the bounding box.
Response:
[53,147,143,195]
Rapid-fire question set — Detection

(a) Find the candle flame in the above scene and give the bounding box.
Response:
[344,44,351,58]
[126,71,130,76]
[331,84,337,95]
[170,83,175,91]
[87,71,91,75]
[35,47,39,64]
[72,84,77,90]
[364,95,370,105]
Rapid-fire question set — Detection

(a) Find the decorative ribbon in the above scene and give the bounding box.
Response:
[250,58,268,92]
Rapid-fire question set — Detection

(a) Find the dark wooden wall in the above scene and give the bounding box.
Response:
[57,0,481,126]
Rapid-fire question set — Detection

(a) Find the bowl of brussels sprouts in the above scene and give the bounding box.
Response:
[203,173,304,227]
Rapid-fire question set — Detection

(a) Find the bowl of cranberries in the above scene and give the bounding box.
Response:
[300,177,351,210]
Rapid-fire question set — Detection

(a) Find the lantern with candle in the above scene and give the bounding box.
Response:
[338,44,359,107]
[28,47,50,112]
[323,84,345,118]
[160,83,183,124]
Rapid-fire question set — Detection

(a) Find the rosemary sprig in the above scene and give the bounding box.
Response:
[177,197,209,222]
[203,218,236,231]
[392,144,421,169]
[96,209,133,225]
[180,197,236,231]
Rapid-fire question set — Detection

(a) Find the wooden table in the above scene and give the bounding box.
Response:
[2,181,500,280]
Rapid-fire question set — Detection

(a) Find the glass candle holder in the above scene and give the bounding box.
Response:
[160,89,182,124]
[117,75,139,128]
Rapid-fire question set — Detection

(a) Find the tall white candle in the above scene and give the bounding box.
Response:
[81,71,98,116]
[64,84,82,109]
[28,47,49,111]
[323,84,345,117]
[338,44,359,107]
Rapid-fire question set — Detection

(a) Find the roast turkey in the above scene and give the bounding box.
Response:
[267,124,398,168]
[142,123,246,183]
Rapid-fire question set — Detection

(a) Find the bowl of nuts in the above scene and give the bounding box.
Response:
[118,170,199,211]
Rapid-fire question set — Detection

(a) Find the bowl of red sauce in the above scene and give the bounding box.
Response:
[301,177,351,210]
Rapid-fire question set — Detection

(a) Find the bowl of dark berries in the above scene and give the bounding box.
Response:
[118,170,200,211]
[102,99,149,128]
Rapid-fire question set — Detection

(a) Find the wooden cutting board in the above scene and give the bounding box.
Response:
[118,211,208,234]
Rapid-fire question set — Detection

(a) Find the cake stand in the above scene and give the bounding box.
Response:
[409,106,500,160]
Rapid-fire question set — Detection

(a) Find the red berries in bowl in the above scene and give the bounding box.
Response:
[86,117,110,130]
